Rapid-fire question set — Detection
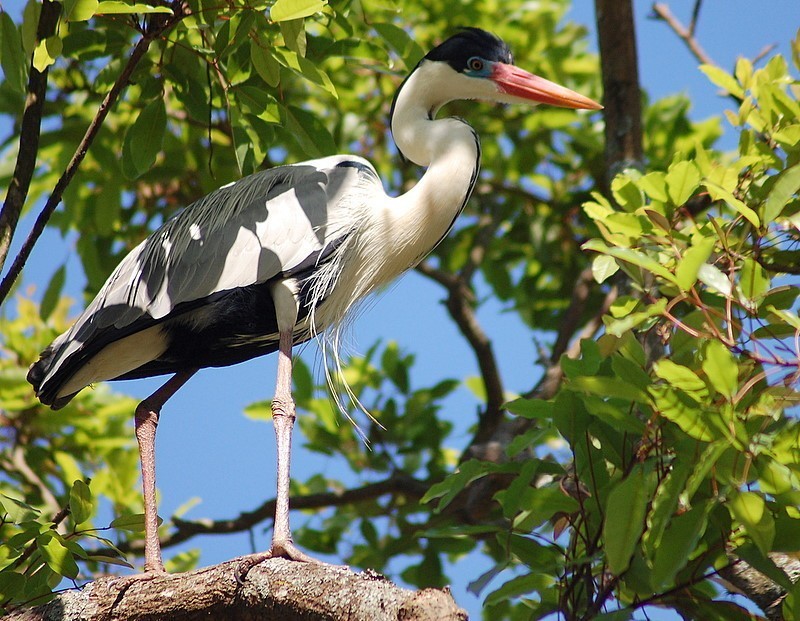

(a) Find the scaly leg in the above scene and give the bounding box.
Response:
[134,369,197,573]
[267,328,318,562]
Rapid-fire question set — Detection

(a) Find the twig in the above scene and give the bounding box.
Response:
[651,3,716,67]
[688,0,703,38]
[0,0,61,276]
[0,7,184,307]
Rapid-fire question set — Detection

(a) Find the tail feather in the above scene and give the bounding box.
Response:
[27,345,78,410]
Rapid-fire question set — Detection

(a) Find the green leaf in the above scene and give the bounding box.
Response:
[666,161,700,206]
[381,342,409,393]
[279,19,306,56]
[0,571,27,602]
[652,360,708,401]
[251,43,281,87]
[582,240,679,285]
[0,493,41,522]
[21,0,41,55]
[611,175,643,210]
[591,254,619,283]
[764,163,800,222]
[739,257,769,304]
[122,98,167,179]
[85,554,134,569]
[279,104,336,158]
[96,1,173,14]
[650,502,710,589]
[64,0,99,21]
[649,384,717,441]
[110,513,152,532]
[702,341,738,400]
[675,237,715,291]
[638,171,669,202]
[0,12,26,93]
[697,263,732,297]
[37,532,79,579]
[373,22,425,70]
[644,457,694,559]
[699,64,744,98]
[728,491,775,556]
[704,180,760,228]
[421,460,494,511]
[568,375,649,404]
[604,467,651,574]
[69,480,93,525]
[464,376,486,402]
[40,264,66,322]
[33,35,61,72]
[243,399,271,421]
[505,398,554,420]
[484,573,546,607]
[270,0,325,22]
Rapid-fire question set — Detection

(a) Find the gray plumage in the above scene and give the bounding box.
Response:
[29,155,380,407]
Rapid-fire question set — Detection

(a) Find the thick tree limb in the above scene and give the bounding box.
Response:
[0,0,61,276]
[7,557,467,621]
[594,0,644,181]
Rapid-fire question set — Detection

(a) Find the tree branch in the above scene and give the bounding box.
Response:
[0,6,184,307]
[6,557,467,621]
[415,260,505,443]
[650,3,716,67]
[594,0,644,181]
[0,0,61,276]
[114,474,429,556]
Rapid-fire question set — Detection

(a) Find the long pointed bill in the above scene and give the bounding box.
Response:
[492,63,602,110]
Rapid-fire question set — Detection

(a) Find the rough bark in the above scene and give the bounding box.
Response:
[593,0,644,181]
[7,557,467,621]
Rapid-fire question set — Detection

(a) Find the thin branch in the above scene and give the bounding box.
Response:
[415,260,505,443]
[0,0,61,275]
[688,0,703,38]
[0,7,184,307]
[114,474,428,555]
[651,3,716,67]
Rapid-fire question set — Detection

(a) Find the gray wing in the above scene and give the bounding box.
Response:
[37,154,379,391]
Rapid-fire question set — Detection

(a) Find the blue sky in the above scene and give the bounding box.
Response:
[3,1,800,618]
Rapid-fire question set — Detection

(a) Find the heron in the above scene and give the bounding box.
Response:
[28,27,601,573]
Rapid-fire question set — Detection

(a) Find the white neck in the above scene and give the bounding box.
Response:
[382,62,482,269]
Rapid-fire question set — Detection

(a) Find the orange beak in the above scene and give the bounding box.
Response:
[492,63,602,110]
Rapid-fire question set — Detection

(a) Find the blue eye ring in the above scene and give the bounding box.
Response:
[467,56,485,72]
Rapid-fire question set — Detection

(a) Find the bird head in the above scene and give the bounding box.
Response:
[421,27,602,111]
[389,28,601,165]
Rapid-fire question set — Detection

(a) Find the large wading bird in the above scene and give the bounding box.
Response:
[28,28,601,572]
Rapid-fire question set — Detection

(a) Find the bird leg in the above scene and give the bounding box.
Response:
[134,369,196,573]
[267,328,319,563]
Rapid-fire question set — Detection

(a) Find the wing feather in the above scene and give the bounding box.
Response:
[32,155,381,403]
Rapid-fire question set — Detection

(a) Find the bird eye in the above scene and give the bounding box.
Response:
[467,57,484,72]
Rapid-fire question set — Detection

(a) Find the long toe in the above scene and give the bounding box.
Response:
[269,539,330,564]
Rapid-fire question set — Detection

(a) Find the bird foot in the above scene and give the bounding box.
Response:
[235,540,346,583]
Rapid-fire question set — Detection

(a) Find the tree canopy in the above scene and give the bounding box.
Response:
[1,0,799,619]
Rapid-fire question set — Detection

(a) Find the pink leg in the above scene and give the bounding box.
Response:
[268,329,318,562]
[134,369,196,573]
